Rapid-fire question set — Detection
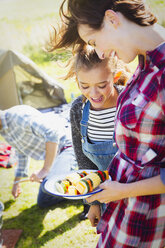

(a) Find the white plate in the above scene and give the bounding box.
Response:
[44,169,107,200]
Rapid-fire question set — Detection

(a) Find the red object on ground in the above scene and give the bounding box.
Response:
[2,229,23,248]
[0,143,17,168]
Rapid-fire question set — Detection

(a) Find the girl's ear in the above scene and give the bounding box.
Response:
[104,10,120,28]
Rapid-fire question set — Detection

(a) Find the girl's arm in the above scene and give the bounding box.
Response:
[87,205,101,227]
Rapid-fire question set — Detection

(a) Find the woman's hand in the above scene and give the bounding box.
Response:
[87,180,126,204]
[87,175,165,204]
[87,205,101,227]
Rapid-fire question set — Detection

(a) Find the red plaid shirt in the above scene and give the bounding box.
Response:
[97,42,165,247]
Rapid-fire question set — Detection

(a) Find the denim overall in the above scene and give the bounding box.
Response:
[80,100,118,171]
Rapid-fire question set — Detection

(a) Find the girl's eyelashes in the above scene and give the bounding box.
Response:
[80,84,107,90]
[81,85,89,89]
[98,84,107,89]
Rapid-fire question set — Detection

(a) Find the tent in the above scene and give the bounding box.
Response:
[0,49,66,110]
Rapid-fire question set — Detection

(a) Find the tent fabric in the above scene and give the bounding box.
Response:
[0,49,66,110]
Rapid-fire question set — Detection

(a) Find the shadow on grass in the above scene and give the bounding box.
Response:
[3,199,15,210]
[36,212,81,247]
[3,200,83,247]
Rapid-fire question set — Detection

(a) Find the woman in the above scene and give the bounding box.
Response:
[51,0,165,247]
[69,47,130,221]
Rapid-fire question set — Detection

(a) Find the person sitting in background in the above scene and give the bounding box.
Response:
[69,46,131,220]
[0,105,77,207]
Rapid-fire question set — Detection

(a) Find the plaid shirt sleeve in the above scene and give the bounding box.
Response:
[159,69,165,114]
[15,151,30,178]
[159,69,165,184]
[30,117,60,144]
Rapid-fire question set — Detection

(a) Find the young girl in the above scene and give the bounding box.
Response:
[69,47,130,221]
[51,0,165,247]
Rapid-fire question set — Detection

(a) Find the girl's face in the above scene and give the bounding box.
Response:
[77,62,116,110]
[78,11,137,63]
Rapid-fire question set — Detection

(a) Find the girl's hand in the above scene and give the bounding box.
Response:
[87,205,101,227]
[86,180,126,204]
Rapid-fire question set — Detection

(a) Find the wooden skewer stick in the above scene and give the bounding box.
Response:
[14,178,30,184]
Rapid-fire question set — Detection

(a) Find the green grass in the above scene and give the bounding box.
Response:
[0,140,99,248]
[0,0,164,247]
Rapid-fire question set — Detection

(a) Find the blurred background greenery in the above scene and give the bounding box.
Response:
[0,1,165,247]
[0,0,81,102]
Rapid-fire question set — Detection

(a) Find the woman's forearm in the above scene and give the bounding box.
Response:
[123,175,165,198]
[87,175,165,204]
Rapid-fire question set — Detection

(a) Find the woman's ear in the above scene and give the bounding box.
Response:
[104,10,120,28]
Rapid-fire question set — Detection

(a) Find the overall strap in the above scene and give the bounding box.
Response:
[80,100,90,138]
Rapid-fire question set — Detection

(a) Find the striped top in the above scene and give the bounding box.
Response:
[87,107,116,142]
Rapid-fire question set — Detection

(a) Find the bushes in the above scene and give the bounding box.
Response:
[23,45,72,64]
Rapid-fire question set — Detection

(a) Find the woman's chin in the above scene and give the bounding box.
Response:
[120,53,137,64]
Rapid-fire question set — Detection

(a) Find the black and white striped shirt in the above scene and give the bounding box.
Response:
[87,107,116,142]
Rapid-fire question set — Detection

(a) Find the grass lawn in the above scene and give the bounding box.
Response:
[0,0,165,247]
[0,2,97,246]
[0,138,99,248]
